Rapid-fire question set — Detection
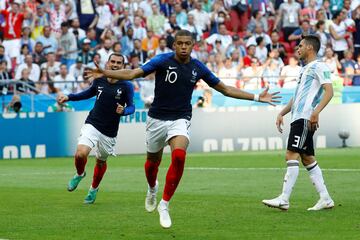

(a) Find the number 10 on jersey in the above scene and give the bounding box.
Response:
[165,70,178,83]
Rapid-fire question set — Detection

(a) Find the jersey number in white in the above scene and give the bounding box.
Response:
[292,135,301,148]
[97,89,103,99]
[165,70,178,83]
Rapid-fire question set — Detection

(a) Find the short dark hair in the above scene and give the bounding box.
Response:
[108,53,125,63]
[316,20,325,29]
[256,36,264,45]
[175,29,194,40]
[332,11,342,20]
[252,10,259,19]
[61,21,69,28]
[302,35,321,53]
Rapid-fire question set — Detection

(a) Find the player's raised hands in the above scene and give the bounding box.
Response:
[259,86,281,106]
[116,103,124,115]
[84,61,104,81]
[57,94,69,104]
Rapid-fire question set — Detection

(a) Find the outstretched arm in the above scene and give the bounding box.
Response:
[57,84,96,103]
[85,62,144,81]
[213,81,281,106]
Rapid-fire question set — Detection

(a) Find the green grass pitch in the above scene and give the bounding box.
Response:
[0,148,359,239]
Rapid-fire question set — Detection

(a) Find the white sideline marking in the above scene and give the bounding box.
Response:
[0,167,359,177]
[187,167,360,172]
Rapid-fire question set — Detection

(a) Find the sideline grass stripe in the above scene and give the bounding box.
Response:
[1,167,359,177]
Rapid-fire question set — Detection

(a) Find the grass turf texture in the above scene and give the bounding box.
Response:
[0,148,359,239]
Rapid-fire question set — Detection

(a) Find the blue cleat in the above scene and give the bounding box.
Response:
[67,172,86,192]
[84,187,98,204]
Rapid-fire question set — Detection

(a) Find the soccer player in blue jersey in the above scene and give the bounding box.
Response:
[262,35,334,211]
[58,53,135,204]
[86,30,281,228]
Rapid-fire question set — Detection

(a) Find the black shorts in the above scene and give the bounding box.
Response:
[287,119,315,156]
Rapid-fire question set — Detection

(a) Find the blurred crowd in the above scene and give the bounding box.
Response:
[0,0,360,103]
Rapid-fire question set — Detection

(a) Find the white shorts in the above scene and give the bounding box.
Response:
[146,116,191,153]
[78,124,117,160]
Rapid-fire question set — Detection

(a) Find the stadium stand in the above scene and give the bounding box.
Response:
[0,0,360,112]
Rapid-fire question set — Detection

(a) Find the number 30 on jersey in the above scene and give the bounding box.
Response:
[165,70,178,83]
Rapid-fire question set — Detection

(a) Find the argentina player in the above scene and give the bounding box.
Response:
[263,35,335,211]
[86,30,281,228]
[58,53,135,204]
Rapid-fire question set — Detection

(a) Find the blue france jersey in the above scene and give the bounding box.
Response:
[68,78,135,137]
[141,52,220,120]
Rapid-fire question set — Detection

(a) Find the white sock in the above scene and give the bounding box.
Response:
[280,160,299,202]
[306,161,330,199]
[160,199,169,207]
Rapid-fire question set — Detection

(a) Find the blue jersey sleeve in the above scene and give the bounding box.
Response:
[68,81,97,101]
[197,60,221,87]
[122,82,135,116]
[140,54,166,76]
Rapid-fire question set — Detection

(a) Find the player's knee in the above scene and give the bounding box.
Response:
[147,152,162,163]
[301,155,315,166]
[96,158,107,166]
[75,151,88,161]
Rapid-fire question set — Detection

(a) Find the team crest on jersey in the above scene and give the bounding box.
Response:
[191,69,197,83]
[115,88,122,99]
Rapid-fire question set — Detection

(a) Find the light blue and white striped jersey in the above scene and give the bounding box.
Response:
[291,59,332,123]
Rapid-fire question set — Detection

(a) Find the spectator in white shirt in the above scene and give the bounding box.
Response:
[139,0,154,17]
[181,14,203,42]
[54,63,74,95]
[218,57,240,88]
[95,0,113,40]
[69,18,86,42]
[323,47,342,73]
[242,58,264,90]
[188,0,210,31]
[69,56,85,82]
[41,52,61,80]
[246,23,272,47]
[15,54,40,82]
[255,36,268,64]
[329,10,350,60]
[280,56,301,88]
[155,38,172,55]
[97,38,114,68]
[133,16,147,40]
[206,23,232,49]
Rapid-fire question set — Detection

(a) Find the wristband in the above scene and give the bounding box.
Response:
[253,94,260,102]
